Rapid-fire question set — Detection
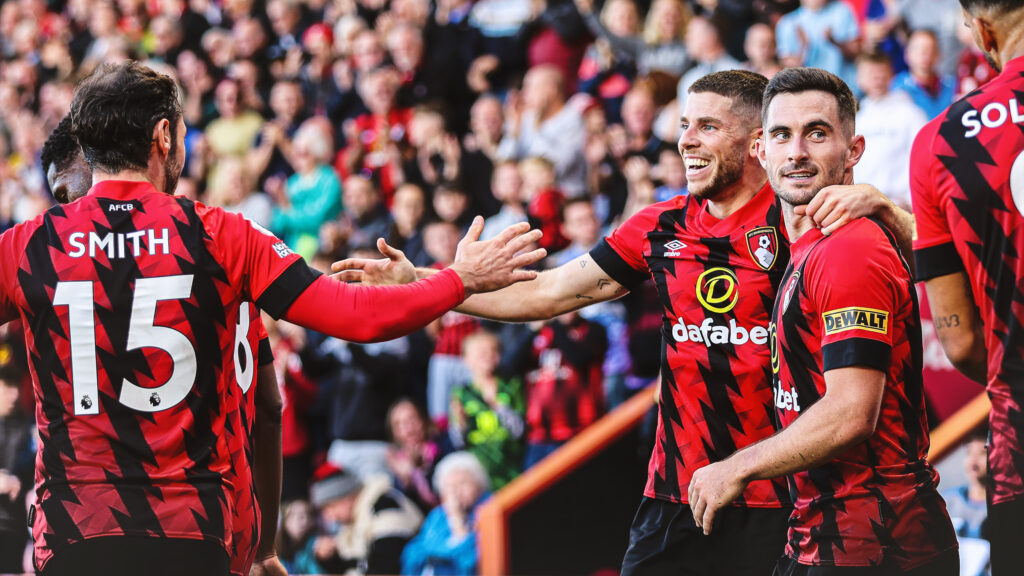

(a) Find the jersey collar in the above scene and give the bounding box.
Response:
[1003,54,1024,76]
[87,180,162,201]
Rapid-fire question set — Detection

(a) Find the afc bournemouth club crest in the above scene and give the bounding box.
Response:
[746,227,778,271]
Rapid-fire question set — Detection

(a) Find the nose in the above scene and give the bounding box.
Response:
[785,137,809,164]
[678,123,698,152]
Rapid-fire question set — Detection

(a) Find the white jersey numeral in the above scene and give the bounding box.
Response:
[234,303,254,393]
[54,274,198,415]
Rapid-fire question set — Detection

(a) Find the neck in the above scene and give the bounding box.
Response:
[93,168,165,192]
[782,200,816,242]
[997,24,1024,68]
[704,173,767,220]
[968,481,987,502]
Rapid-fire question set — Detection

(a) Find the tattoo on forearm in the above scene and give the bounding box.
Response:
[598,279,610,289]
[935,314,961,330]
[576,294,594,300]
[580,260,588,268]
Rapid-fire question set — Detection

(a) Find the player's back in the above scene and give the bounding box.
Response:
[1,181,270,570]
[910,55,1024,503]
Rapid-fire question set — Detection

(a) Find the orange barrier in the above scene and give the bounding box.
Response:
[928,391,991,463]
[477,384,657,576]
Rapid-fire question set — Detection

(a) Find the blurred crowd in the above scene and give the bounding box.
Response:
[0,0,1003,572]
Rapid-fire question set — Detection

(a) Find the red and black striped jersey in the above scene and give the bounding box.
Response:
[0,181,318,571]
[771,218,956,569]
[592,183,790,508]
[226,303,273,576]
[525,317,606,444]
[911,55,1024,505]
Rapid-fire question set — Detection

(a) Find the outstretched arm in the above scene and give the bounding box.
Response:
[688,366,885,534]
[454,253,628,321]
[333,230,631,323]
[283,218,545,341]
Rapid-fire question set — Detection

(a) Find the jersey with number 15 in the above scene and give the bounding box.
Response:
[0,181,319,572]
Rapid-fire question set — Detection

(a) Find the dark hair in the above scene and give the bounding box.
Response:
[688,70,769,128]
[40,115,81,203]
[762,67,858,136]
[560,196,594,220]
[959,0,1024,14]
[71,61,182,174]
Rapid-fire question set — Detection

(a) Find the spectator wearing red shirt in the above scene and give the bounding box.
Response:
[523,311,606,467]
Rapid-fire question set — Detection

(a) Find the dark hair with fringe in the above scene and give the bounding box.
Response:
[762,67,858,137]
[688,70,769,129]
[71,61,182,174]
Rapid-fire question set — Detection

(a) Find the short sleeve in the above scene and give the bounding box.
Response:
[195,202,320,319]
[805,222,904,373]
[589,203,659,289]
[909,119,964,281]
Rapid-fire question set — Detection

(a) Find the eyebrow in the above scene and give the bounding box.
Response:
[680,116,721,125]
[767,118,834,134]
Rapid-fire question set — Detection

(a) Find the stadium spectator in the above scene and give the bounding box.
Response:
[576,0,640,123]
[942,429,992,576]
[651,147,687,202]
[208,156,274,227]
[742,22,783,79]
[449,330,526,490]
[0,363,30,573]
[620,85,672,164]
[201,78,266,185]
[461,95,505,218]
[248,79,306,186]
[299,465,423,575]
[400,451,490,575]
[387,183,432,267]
[270,119,343,260]
[403,106,462,192]
[276,500,318,574]
[888,0,964,76]
[892,28,957,119]
[481,160,529,241]
[523,311,606,467]
[675,16,742,115]
[854,51,927,210]
[497,65,587,196]
[775,0,860,87]
[520,156,570,253]
[575,0,691,77]
[386,398,443,513]
[954,20,998,98]
[340,175,393,251]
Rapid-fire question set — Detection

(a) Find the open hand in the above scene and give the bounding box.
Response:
[449,217,546,295]
[687,460,747,535]
[331,237,416,285]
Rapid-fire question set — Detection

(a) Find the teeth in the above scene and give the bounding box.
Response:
[686,158,710,169]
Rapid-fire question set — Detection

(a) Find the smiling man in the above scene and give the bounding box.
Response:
[688,67,958,576]
[333,69,916,576]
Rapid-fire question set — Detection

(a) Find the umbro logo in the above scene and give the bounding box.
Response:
[664,240,686,256]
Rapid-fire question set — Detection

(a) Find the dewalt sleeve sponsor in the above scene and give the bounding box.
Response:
[821,307,889,336]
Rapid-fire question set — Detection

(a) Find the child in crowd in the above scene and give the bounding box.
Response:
[449,330,525,490]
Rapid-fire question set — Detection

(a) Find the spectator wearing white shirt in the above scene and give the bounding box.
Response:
[854,51,927,210]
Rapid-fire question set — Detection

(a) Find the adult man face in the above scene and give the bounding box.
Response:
[678,92,758,201]
[760,90,864,206]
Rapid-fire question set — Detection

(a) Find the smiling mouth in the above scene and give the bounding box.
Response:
[686,157,711,174]
[783,169,816,181]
